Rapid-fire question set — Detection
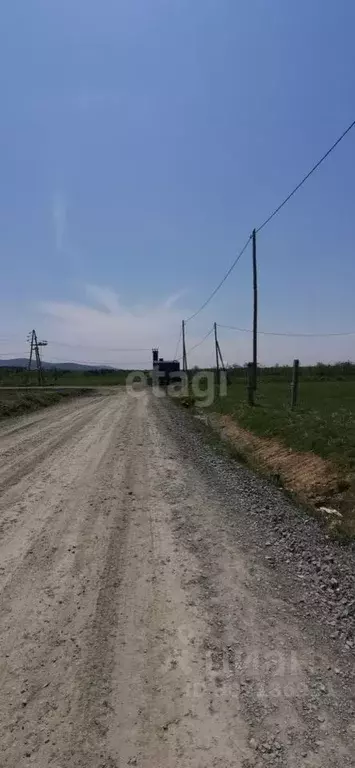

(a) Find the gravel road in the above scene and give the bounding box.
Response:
[0,390,354,767]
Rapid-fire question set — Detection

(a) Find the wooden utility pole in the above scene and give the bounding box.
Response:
[214,322,220,383]
[247,362,254,405]
[215,325,228,398]
[182,320,188,373]
[252,228,258,391]
[291,358,300,409]
[217,340,225,373]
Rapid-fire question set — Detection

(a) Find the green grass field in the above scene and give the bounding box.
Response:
[212,376,355,471]
[203,369,355,536]
[0,366,135,419]
[0,368,130,388]
[0,388,95,419]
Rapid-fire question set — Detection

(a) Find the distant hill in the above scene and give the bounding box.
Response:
[0,359,115,371]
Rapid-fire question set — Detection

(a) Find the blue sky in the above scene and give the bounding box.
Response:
[1,0,355,366]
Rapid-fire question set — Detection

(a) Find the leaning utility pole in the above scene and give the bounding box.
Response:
[213,322,227,397]
[27,330,48,385]
[252,228,258,391]
[213,322,225,372]
[217,337,225,373]
[214,322,220,382]
[182,319,188,373]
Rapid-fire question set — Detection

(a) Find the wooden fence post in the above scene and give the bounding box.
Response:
[247,362,254,405]
[291,358,300,409]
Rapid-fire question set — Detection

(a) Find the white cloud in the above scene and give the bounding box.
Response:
[164,290,187,309]
[1,284,353,368]
[85,286,121,315]
[36,286,355,369]
[38,285,201,368]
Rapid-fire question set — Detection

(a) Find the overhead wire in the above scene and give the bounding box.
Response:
[187,326,214,354]
[0,339,152,353]
[174,327,182,360]
[2,123,355,364]
[218,324,355,337]
[175,326,214,361]
[255,118,355,234]
[45,340,151,352]
[185,236,251,324]
[36,355,152,367]
[184,117,355,324]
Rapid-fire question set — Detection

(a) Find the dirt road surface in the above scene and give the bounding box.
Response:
[0,390,354,767]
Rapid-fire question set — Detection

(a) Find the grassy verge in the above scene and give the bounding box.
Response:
[185,376,355,538]
[0,369,132,387]
[0,388,95,420]
[208,379,355,467]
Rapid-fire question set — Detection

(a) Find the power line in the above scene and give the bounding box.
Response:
[0,351,151,362]
[256,118,355,234]
[184,118,355,324]
[0,338,152,352]
[45,340,151,352]
[187,327,214,355]
[174,327,182,360]
[175,327,214,361]
[39,355,152,367]
[185,236,251,324]
[218,324,355,338]
[0,334,30,341]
